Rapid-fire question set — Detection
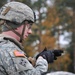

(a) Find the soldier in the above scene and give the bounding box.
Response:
[0,1,63,75]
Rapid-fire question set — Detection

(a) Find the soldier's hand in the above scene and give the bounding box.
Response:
[36,48,54,63]
[28,57,36,66]
[36,48,64,63]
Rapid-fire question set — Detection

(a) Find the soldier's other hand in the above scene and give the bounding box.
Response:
[28,57,36,66]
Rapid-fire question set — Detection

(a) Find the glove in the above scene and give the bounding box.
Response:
[52,50,63,60]
[36,48,54,63]
[36,48,64,63]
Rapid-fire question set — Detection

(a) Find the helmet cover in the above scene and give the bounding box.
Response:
[0,1,35,24]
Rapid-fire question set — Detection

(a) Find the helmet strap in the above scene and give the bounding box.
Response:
[19,24,26,43]
[4,22,26,43]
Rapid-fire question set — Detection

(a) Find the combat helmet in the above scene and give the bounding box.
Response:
[0,1,36,42]
[0,1,36,30]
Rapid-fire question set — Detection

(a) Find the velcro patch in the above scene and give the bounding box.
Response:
[14,50,25,57]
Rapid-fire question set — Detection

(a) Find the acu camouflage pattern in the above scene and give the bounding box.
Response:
[0,2,35,24]
[0,34,48,75]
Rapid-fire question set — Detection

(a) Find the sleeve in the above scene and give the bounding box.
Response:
[35,56,48,72]
[0,50,48,75]
[13,56,48,75]
[24,56,48,75]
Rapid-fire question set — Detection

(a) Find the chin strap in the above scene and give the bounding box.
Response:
[4,22,26,43]
[19,24,26,43]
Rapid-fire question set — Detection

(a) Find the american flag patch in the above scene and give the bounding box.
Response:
[14,50,25,57]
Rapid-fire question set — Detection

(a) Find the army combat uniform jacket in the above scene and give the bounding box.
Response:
[0,34,48,75]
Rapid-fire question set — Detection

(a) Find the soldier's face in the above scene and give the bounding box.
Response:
[17,21,32,39]
[23,24,32,39]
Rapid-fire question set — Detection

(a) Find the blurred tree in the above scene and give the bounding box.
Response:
[49,53,71,71]
[16,0,32,7]
[43,5,71,71]
[52,0,74,73]
[66,0,75,73]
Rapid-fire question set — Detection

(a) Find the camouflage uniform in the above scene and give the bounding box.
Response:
[0,2,48,75]
[0,34,48,75]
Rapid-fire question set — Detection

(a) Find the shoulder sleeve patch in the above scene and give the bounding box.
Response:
[14,50,25,57]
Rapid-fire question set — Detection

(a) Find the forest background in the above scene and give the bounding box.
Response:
[0,0,75,74]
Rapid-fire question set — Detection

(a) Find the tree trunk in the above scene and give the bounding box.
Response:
[72,7,75,73]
